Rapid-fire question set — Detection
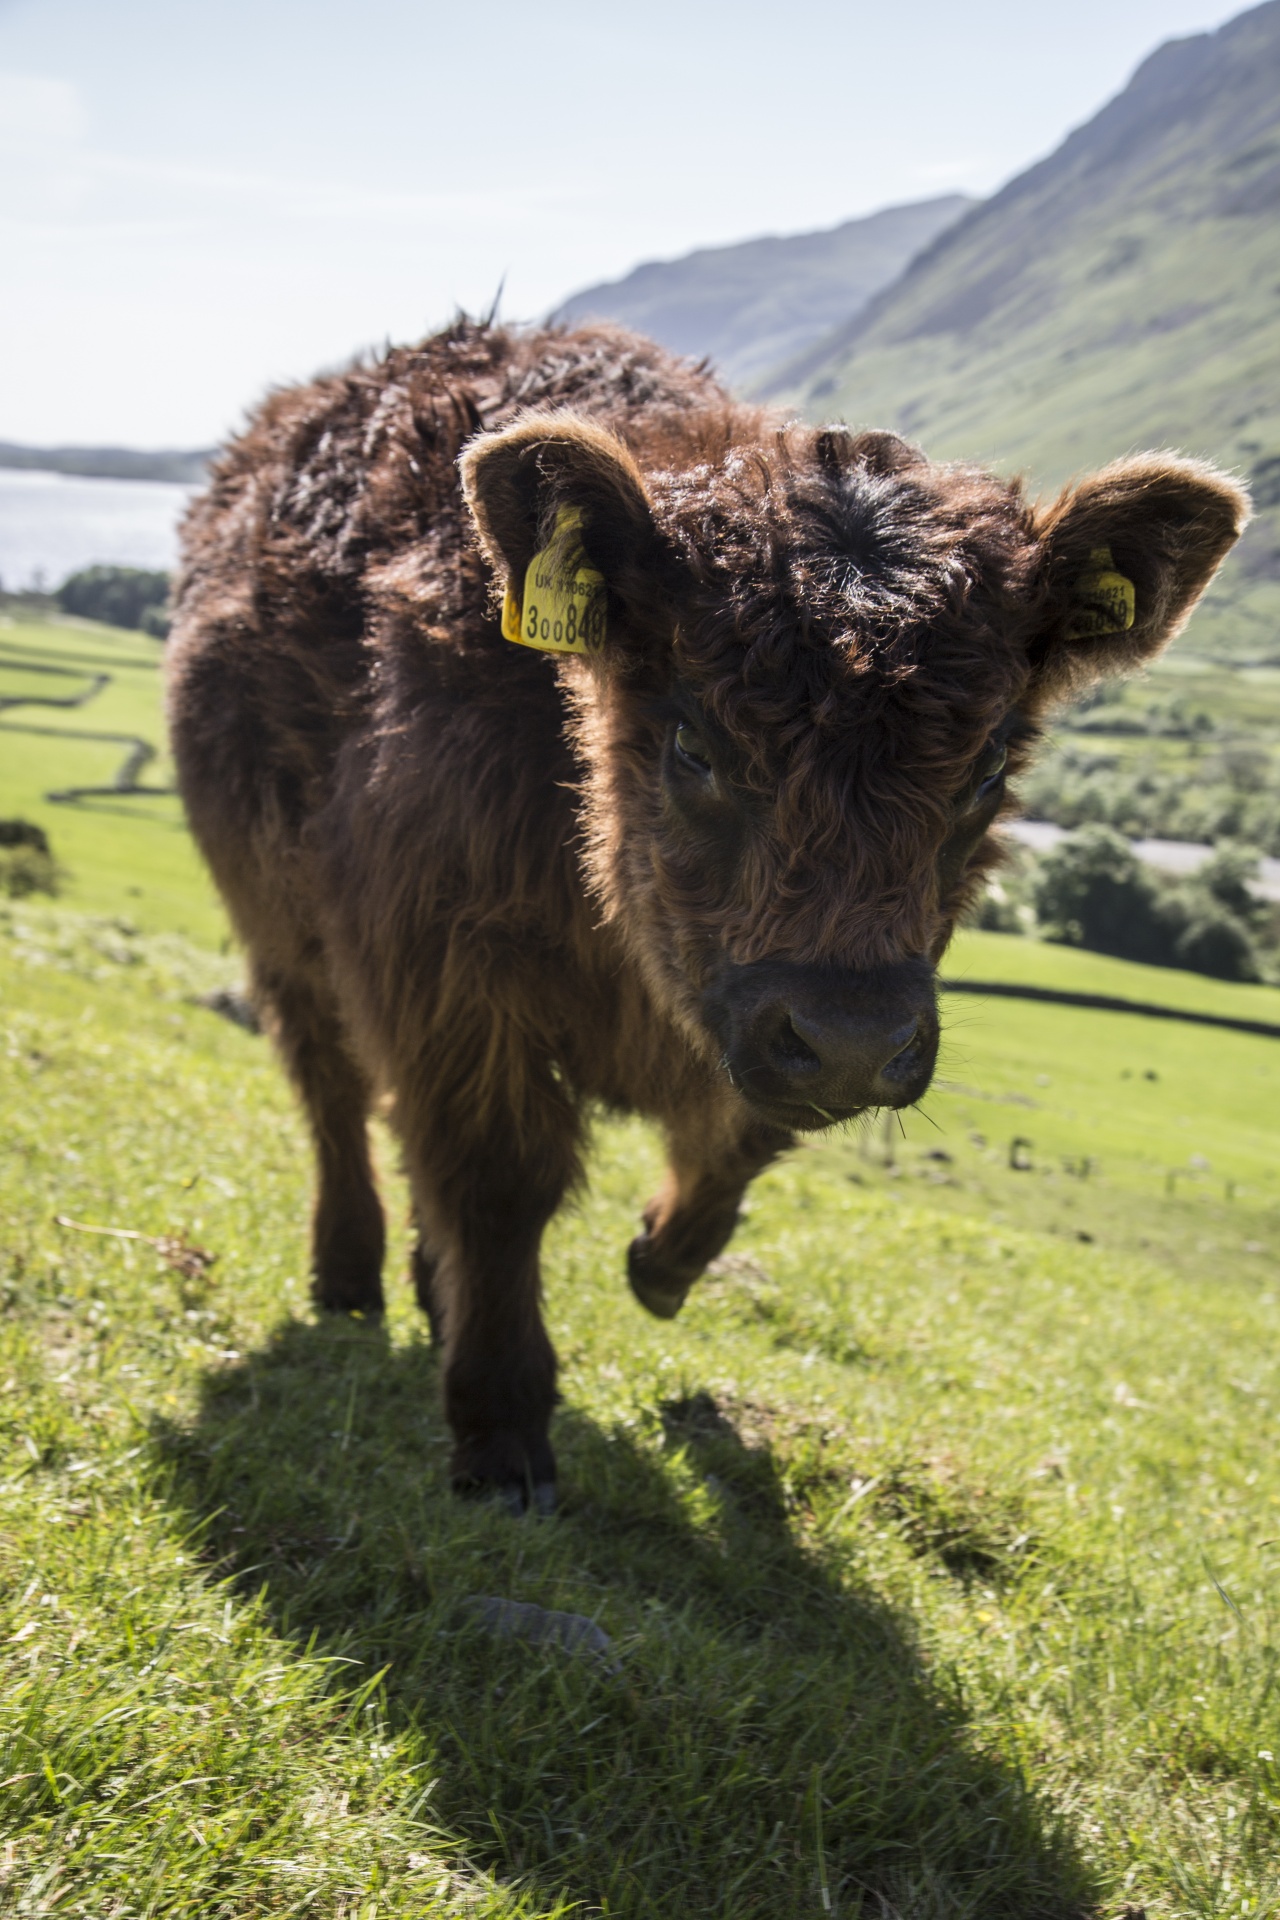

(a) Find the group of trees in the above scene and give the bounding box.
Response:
[56,566,170,637]
[977,827,1277,983]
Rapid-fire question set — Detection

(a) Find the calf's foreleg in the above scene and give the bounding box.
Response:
[628,1109,792,1319]
[403,1093,580,1512]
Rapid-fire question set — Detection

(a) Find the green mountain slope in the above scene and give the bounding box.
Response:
[766,0,1280,662]
[554,197,971,390]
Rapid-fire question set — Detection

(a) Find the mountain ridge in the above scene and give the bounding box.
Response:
[553,196,972,389]
[762,0,1280,659]
[0,443,211,485]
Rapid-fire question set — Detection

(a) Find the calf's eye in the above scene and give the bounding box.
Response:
[975,743,1007,801]
[674,722,714,776]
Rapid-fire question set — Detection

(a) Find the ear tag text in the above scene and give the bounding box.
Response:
[1068,545,1136,639]
[502,506,606,656]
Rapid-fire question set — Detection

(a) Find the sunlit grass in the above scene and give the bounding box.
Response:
[0,609,228,946]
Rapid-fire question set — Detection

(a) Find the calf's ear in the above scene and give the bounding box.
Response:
[1027,454,1250,700]
[460,412,660,649]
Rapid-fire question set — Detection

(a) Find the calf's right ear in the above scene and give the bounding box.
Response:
[460,412,660,650]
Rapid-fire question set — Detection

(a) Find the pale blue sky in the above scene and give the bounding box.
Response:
[0,0,1245,445]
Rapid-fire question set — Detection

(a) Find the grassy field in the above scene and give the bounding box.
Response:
[1021,654,1280,856]
[0,605,227,947]
[2,617,1280,1917]
[1059,654,1280,754]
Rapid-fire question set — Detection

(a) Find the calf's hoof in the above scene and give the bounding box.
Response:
[451,1429,557,1517]
[456,1476,557,1518]
[312,1268,385,1317]
[627,1234,690,1321]
[312,1213,386,1316]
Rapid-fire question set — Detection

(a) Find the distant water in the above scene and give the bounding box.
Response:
[0,467,199,591]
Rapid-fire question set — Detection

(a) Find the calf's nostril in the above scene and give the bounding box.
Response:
[774,1013,821,1071]
[884,1019,919,1061]
[880,1020,925,1083]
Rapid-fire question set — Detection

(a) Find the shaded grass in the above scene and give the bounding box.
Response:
[154,1320,1085,1918]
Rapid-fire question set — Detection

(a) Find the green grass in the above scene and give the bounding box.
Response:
[3,898,1280,1917]
[867,932,1280,1296]
[0,607,228,946]
[3,614,1280,1914]
[948,927,1280,1024]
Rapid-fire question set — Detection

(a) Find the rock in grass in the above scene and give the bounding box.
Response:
[464,1596,619,1672]
[198,987,262,1034]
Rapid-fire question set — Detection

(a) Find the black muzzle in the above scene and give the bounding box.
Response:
[704,957,939,1128]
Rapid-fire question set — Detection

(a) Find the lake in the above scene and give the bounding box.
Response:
[0,468,198,591]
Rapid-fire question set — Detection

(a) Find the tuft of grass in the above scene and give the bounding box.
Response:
[0,840,59,900]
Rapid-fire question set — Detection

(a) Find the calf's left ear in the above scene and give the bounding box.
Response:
[1028,454,1250,699]
[460,412,660,654]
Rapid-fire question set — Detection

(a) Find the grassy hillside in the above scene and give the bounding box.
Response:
[767,0,1280,665]
[0,606,227,946]
[3,615,1280,1913]
[1015,651,1280,866]
[3,901,1279,1916]
[554,198,971,391]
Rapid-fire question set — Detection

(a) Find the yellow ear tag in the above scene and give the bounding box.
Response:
[1068,545,1136,639]
[503,505,606,656]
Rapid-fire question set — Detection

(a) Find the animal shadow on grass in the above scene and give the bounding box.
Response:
[156,1317,1095,1920]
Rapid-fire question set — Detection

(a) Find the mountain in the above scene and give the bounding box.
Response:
[0,443,211,484]
[553,197,972,391]
[764,0,1280,662]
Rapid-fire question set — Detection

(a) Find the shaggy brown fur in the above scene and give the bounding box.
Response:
[168,319,1247,1507]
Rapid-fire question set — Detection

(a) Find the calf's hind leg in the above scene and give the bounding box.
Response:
[629,1110,793,1320]
[410,1213,445,1346]
[255,964,386,1315]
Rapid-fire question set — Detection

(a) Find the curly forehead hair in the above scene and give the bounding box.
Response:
[660,432,1039,789]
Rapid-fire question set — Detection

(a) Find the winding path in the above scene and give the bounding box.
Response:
[0,642,172,801]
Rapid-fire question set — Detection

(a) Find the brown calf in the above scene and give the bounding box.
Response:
[168,320,1246,1510]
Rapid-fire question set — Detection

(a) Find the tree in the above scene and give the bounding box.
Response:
[1032,827,1168,963]
[1032,826,1264,982]
[56,567,170,636]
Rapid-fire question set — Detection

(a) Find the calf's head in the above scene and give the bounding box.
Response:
[462,413,1247,1130]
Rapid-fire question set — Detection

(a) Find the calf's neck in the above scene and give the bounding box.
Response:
[168,320,1247,1509]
